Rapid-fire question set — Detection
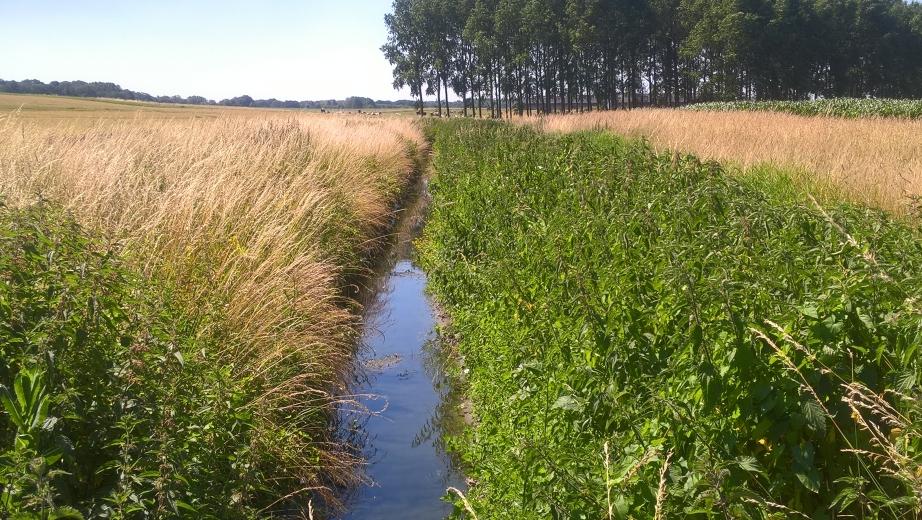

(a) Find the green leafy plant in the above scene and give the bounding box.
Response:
[420,120,922,518]
[0,204,261,518]
[1,369,51,450]
[0,368,81,519]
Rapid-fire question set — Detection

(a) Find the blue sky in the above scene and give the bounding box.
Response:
[0,0,410,101]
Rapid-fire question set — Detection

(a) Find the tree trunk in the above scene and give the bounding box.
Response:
[444,76,450,117]
[436,80,442,117]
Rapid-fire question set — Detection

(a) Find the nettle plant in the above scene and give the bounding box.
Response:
[0,203,261,518]
[0,203,123,519]
[0,367,83,519]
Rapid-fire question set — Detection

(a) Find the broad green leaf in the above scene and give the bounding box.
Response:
[553,395,581,411]
[802,399,827,436]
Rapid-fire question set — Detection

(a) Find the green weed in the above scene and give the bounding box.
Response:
[0,203,272,518]
[421,121,922,518]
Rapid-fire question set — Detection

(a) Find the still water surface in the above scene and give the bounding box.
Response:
[340,226,465,519]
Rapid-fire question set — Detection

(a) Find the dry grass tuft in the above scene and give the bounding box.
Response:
[0,111,424,510]
[842,383,922,500]
[529,109,922,216]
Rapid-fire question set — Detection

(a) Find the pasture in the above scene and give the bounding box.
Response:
[0,93,416,123]
[0,92,233,121]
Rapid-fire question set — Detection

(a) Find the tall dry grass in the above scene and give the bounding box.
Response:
[531,109,922,215]
[0,112,424,511]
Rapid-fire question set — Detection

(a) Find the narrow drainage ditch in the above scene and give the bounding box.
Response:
[339,175,467,519]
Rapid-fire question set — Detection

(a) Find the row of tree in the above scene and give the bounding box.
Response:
[382,0,922,117]
[0,79,448,110]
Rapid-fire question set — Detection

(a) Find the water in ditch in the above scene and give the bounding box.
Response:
[339,183,466,520]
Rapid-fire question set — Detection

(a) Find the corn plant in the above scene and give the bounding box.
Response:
[687,99,922,119]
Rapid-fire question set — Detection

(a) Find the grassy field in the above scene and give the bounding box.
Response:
[530,109,922,217]
[0,101,424,517]
[0,92,236,121]
[0,93,418,122]
[422,120,922,519]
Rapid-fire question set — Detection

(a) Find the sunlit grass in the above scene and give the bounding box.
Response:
[0,111,424,514]
[528,109,922,217]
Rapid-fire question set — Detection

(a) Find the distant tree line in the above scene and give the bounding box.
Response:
[382,0,922,117]
[0,79,451,110]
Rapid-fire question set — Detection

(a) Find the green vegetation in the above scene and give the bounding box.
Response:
[688,99,922,119]
[0,113,424,518]
[0,202,279,518]
[421,121,922,518]
[384,0,922,116]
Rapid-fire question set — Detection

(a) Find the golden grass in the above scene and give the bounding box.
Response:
[530,109,922,215]
[0,92,238,121]
[0,110,424,508]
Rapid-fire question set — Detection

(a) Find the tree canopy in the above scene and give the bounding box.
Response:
[382,0,922,116]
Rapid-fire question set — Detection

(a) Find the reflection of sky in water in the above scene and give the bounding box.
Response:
[341,259,466,520]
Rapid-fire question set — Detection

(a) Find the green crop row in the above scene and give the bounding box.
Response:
[420,120,922,518]
[687,98,922,119]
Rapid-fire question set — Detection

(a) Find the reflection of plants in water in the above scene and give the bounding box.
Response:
[338,364,390,469]
[335,362,385,502]
[414,335,467,473]
[338,270,395,473]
